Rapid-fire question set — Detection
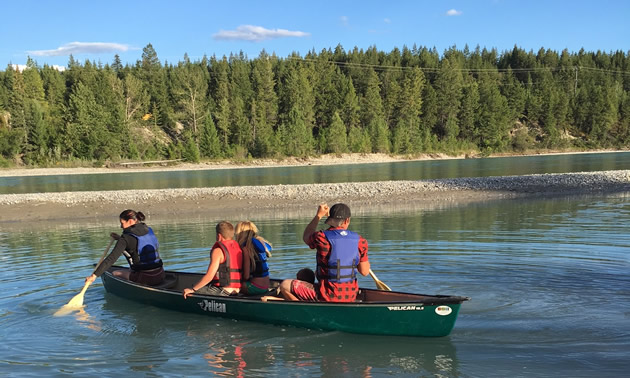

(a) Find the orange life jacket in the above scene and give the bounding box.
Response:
[210,240,243,288]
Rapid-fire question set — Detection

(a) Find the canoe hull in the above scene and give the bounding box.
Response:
[101,268,468,337]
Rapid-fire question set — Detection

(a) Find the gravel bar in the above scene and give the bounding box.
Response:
[1,170,628,206]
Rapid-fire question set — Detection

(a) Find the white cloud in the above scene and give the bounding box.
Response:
[27,42,132,57]
[446,9,463,16]
[11,63,66,72]
[340,16,349,26]
[213,25,309,42]
[11,64,27,72]
[384,18,391,24]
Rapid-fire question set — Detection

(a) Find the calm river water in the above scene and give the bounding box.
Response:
[1,154,629,377]
[2,151,630,194]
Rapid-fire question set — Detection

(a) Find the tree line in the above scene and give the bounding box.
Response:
[0,43,629,167]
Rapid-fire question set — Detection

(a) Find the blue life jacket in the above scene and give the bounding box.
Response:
[321,229,360,283]
[128,227,161,268]
[251,238,270,278]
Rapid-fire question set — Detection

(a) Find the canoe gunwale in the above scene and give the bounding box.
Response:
[103,266,470,306]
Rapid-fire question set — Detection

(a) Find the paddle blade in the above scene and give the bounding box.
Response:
[66,290,86,308]
[53,303,83,317]
[54,282,89,316]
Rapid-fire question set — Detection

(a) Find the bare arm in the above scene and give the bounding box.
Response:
[357,261,371,276]
[303,204,329,244]
[183,248,224,299]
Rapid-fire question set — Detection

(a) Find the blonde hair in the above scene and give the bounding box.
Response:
[235,221,272,271]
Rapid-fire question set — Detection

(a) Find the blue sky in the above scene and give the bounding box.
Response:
[2,0,628,70]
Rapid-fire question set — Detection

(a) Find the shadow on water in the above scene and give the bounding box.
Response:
[99,294,461,377]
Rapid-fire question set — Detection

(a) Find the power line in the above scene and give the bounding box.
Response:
[288,56,630,76]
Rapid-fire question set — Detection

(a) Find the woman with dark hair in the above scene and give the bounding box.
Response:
[85,209,165,287]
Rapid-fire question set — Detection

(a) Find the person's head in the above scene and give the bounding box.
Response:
[296,268,315,284]
[235,221,259,245]
[216,221,235,241]
[119,209,145,229]
[325,203,351,228]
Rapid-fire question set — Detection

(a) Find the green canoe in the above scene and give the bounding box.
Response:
[101,267,469,337]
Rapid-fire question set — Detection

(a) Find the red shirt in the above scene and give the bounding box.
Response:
[307,227,369,302]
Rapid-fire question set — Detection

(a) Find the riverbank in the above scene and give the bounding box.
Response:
[1,170,628,223]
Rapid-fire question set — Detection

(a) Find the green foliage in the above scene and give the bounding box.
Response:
[181,132,200,163]
[511,127,535,152]
[348,125,372,153]
[199,114,222,158]
[0,127,24,158]
[0,44,629,166]
[321,112,348,153]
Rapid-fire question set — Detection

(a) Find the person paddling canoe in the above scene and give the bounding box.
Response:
[85,209,165,287]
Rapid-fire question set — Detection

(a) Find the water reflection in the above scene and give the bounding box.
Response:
[1,192,629,375]
[2,151,629,194]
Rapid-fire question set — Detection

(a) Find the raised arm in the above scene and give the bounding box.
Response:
[302,204,329,245]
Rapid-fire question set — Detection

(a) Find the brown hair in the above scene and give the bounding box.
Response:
[235,221,272,270]
[216,221,234,240]
[119,209,146,222]
[297,268,315,284]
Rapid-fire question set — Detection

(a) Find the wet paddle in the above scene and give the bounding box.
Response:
[369,269,392,291]
[54,237,114,316]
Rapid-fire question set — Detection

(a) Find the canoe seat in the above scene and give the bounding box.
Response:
[152,273,178,289]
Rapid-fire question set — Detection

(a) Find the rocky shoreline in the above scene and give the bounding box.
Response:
[1,170,628,223]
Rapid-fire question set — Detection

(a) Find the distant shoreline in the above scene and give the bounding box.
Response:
[0,150,626,178]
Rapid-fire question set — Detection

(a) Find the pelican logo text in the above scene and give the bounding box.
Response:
[387,306,424,311]
[198,299,226,313]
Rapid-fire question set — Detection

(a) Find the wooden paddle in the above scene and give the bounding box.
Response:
[369,269,392,291]
[54,237,114,315]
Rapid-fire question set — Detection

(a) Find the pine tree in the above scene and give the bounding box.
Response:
[369,118,390,153]
[458,81,480,141]
[139,44,171,135]
[476,74,511,151]
[360,69,388,152]
[172,59,208,136]
[251,51,278,157]
[6,67,27,156]
[392,118,414,153]
[501,68,526,122]
[229,53,254,154]
[435,58,462,140]
[322,111,347,153]
[420,83,438,143]
[199,112,222,158]
[278,106,312,156]
[277,59,315,153]
[396,67,425,150]
[22,57,45,102]
[112,54,123,76]
[210,57,231,147]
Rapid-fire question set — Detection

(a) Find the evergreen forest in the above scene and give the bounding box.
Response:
[0,43,629,167]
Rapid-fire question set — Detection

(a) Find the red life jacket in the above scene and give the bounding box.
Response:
[210,240,243,288]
